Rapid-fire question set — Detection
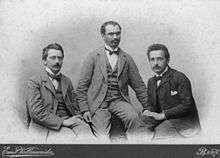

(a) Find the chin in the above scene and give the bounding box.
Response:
[52,69,60,74]
[155,70,162,75]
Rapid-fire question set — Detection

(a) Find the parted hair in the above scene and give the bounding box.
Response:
[42,43,64,60]
[147,43,170,60]
[100,21,121,35]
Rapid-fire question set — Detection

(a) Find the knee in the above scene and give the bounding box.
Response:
[126,112,139,122]
[73,121,91,134]
[78,121,91,131]
[154,120,178,138]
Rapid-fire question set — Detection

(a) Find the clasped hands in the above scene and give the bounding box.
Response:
[62,115,83,127]
[142,110,166,121]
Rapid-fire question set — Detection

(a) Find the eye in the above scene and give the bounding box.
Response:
[58,56,63,60]
[49,56,56,60]
[116,32,121,36]
[108,32,114,36]
[150,58,155,62]
[158,57,164,61]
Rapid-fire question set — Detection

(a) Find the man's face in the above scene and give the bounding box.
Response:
[44,49,63,74]
[102,24,121,49]
[149,50,169,75]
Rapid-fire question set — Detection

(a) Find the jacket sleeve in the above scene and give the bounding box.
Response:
[142,79,154,112]
[68,79,81,115]
[164,75,194,119]
[26,77,64,130]
[76,53,95,113]
[127,55,149,108]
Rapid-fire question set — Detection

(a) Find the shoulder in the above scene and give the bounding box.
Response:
[83,47,104,63]
[61,74,73,85]
[28,70,45,82]
[62,73,71,82]
[88,47,103,57]
[120,49,132,58]
[27,72,44,87]
[119,49,137,64]
[170,68,191,83]
[147,76,155,84]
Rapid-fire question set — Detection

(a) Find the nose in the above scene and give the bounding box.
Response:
[113,34,118,39]
[55,57,59,63]
[153,59,159,65]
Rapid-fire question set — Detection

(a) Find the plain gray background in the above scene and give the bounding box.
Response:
[0,0,219,143]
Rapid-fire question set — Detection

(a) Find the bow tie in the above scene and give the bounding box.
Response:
[155,76,162,81]
[105,48,119,55]
[47,72,61,81]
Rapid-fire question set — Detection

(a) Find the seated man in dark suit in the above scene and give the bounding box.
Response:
[142,44,201,139]
[26,43,94,143]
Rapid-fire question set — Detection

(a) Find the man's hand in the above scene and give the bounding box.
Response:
[142,110,154,117]
[62,115,82,127]
[83,111,92,123]
[152,112,166,120]
[142,110,165,121]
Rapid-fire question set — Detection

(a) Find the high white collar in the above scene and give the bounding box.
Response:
[45,66,61,76]
[105,44,119,52]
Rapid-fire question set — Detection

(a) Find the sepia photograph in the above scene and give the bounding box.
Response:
[0,0,220,150]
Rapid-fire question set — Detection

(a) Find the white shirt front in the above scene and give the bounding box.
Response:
[105,44,119,70]
[155,66,168,87]
[45,67,61,90]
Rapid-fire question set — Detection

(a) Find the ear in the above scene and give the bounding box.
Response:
[43,60,47,66]
[101,33,105,39]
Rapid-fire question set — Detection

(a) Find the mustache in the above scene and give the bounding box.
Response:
[111,39,120,43]
[53,64,61,68]
[153,65,161,69]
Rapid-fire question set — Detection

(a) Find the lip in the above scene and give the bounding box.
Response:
[112,40,119,43]
[154,67,161,69]
[52,66,60,69]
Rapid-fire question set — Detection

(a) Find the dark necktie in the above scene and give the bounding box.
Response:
[105,48,119,55]
[155,76,162,81]
[155,76,162,112]
[47,72,61,81]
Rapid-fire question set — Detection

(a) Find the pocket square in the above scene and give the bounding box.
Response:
[171,90,178,96]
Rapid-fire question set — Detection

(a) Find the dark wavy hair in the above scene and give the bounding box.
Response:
[100,21,121,35]
[42,43,64,60]
[147,44,170,60]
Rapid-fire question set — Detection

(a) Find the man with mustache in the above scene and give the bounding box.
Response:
[77,21,149,140]
[26,43,93,143]
[142,44,201,139]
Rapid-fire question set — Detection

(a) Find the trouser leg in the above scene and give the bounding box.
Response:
[108,101,141,134]
[153,120,181,139]
[71,119,97,143]
[109,114,127,141]
[46,120,96,143]
[108,101,153,141]
[91,108,111,141]
[46,127,77,144]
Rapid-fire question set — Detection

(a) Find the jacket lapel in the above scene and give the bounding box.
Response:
[98,47,108,80]
[117,49,126,78]
[158,67,172,88]
[151,78,158,106]
[98,47,126,79]
[41,70,56,96]
[60,74,69,97]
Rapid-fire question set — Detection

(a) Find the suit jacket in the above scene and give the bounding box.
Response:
[26,69,79,141]
[76,46,148,115]
[144,67,201,134]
